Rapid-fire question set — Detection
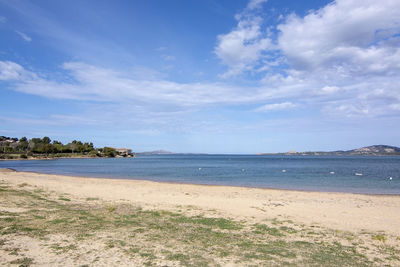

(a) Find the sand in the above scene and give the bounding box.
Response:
[1,170,399,236]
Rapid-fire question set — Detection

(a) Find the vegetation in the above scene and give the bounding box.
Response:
[1,182,399,266]
[0,136,131,159]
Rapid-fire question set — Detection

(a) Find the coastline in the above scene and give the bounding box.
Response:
[2,155,399,196]
[1,169,400,236]
[0,155,105,161]
[5,168,400,197]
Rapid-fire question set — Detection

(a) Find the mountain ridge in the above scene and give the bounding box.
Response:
[261,145,400,156]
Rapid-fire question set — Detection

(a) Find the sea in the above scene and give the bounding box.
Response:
[1,155,399,195]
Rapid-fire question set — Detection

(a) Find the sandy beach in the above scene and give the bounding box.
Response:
[2,170,400,235]
[1,169,400,266]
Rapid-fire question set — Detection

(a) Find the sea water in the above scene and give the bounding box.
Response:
[1,155,399,194]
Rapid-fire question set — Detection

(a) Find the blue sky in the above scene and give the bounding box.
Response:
[1,0,400,153]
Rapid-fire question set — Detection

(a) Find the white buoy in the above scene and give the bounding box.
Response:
[198,167,202,170]
[330,171,335,174]
[389,177,393,180]
[355,173,363,176]
[282,169,286,173]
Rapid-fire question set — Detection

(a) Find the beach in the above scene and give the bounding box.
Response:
[1,169,400,266]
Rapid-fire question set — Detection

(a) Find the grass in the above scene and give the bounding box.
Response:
[106,205,116,212]
[372,234,386,243]
[50,243,77,254]
[0,182,399,266]
[254,224,284,236]
[85,197,99,201]
[58,196,71,202]
[9,256,33,266]
[172,215,242,230]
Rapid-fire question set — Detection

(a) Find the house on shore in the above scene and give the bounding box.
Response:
[115,148,134,157]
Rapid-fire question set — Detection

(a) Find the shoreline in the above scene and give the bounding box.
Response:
[0,155,109,161]
[1,169,400,236]
[1,168,399,196]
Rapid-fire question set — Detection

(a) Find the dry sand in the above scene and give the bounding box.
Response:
[1,170,399,236]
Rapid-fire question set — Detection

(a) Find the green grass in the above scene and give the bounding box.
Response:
[279,226,298,234]
[372,234,386,243]
[58,196,71,201]
[254,224,284,236]
[85,197,99,201]
[106,205,116,212]
[51,243,77,254]
[172,215,242,230]
[9,256,33,266]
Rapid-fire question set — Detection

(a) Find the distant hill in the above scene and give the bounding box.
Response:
[137,150,174,155]
[262,145,400,156]
[342,145,400,155]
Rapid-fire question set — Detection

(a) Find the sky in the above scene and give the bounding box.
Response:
[0,0,400,153]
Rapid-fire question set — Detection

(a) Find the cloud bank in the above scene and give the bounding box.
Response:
[215,0,400,117]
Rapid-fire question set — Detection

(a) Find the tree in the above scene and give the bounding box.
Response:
[28,139,39,152]
[102,147,116,157]
[42,136,51,144]
[18,137,29,152]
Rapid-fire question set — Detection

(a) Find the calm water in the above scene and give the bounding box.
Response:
[1,155,399,194]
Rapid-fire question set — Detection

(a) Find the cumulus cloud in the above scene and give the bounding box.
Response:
[255,101,296,112]
[216,0,400,117]
[214,3,273,78]
[15,31,32,42]
[278,0,400,74]
[277,0,400,116]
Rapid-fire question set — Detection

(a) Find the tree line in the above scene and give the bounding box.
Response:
[0,136,120,159]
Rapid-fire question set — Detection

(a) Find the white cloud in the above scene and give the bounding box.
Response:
[319,86,341,95]
[247,0,268,10]
[0,61,36,80]
[15,31,32,42]
[390,104,400,110]
[214,0,400,117]
[275,0,400,116]
[255,101,296,112]
[1,60,278,107]
[327,104,370,117]
[215,6,273,78]
[278,0,400,74]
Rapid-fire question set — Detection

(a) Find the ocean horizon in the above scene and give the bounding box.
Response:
[1,154,399,195]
